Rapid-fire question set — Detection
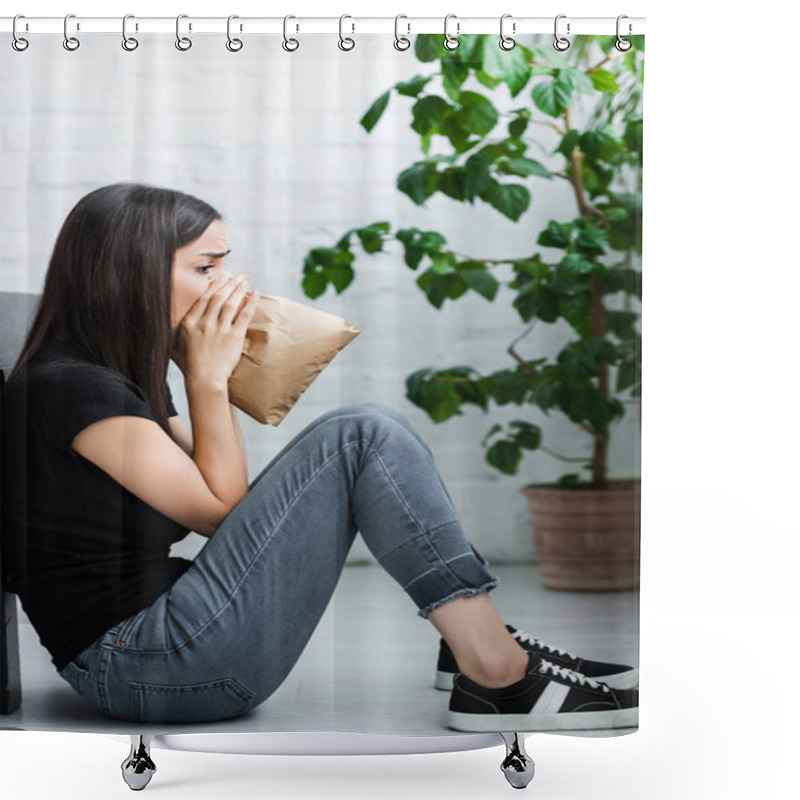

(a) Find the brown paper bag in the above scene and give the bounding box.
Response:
[228,294,360,425]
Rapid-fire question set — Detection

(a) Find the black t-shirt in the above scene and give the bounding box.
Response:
[0,341,192,671]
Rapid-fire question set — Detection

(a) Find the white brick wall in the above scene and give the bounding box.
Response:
[1,34,641,564]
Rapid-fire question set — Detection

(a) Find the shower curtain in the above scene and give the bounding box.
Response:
[0,19,643,766]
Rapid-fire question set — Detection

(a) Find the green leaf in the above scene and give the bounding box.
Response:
[411,95,452,136]
[486,440,522,475]
[406,370,463,423]
[463,154,493,201]
[395,75,433,97]
[508,115,529,138]
[481,42,533,97]
[457,92,499,136]
[328,266,355,294]
[474,69,503,90]
[460,269,500,301]
[356,223,388,254]
[482,182,531,221]
[502,157,551,179]
[487,370,532,405]
[509,420,542,450]
[538,221,573,249]
[301,270,328,299]
[431,253,452,275]
[557,129,581,158]
[575,225,608,256]
[442,58,471,102]
[616,357,639,392]
[397,163,438,205]
[589,68,620,93]
[438,168,466,201]
[481,423,504,447]
[360,91,390,133]
[414,34,441,62]
[531,72,573,118]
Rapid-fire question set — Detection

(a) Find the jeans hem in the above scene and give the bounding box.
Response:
[416,578,500,619]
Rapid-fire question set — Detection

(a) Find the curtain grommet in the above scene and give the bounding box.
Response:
[175,13,192,51]
[499,14,516,50]
[12,14,29,51]
[553,14,570,52]
[615,15,633,52]
[226,15,243,52]
[63,13,80,51]
[121,14,139,51]
[443,13,459,50]
[338,14,355,51]
[282,15,299,52]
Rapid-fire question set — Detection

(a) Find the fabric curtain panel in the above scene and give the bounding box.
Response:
[0,23,643,789]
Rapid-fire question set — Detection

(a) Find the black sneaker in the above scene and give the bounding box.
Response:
[447,652,639,732]
[436,624,638,691]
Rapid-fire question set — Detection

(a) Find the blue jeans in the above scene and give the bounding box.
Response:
[58,403,498,724]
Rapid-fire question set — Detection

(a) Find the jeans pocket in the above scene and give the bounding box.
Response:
[129,677,255,723]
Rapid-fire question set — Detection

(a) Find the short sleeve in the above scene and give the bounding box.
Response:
[31,363,162,453]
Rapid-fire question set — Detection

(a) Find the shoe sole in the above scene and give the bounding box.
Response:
[435,668,639,692]
[447,705,638,732]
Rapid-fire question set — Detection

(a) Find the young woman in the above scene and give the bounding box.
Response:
[0,183,638,731]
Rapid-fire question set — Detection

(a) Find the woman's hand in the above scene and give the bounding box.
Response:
[172,273,259,390]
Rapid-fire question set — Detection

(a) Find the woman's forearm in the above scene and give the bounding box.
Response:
[186,379,249,507]
[230,403,248,483]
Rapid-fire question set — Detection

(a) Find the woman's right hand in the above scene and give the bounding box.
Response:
[173,273,259,390]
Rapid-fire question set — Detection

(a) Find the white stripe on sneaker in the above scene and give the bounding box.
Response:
[531,681,570,714]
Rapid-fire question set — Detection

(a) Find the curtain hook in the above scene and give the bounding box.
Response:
[12,14,29,51]
[226,15,243,51]
[339,14,355,51]
[282,15,299,52]
[63,13,80,51]
[122,14,139,51]
[615,15,633,52]
[175,13,192,51]
[444,13,460,51]
[553,14,570,52]
[500,14,516,50]
[394,14,411,51]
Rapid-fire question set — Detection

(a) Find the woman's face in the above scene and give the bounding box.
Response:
[171,218,231,331]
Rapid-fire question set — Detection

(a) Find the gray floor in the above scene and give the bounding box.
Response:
[1,564,639,741]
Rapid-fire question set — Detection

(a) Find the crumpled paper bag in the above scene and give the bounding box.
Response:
[228,294,360,425]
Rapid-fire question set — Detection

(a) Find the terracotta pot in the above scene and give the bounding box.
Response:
[520,478,640,591]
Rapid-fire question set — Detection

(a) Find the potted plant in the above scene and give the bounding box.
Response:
[301,33,644,590]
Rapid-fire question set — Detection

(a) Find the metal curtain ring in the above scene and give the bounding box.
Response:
[615,15,633,52]
[122,14,139,51]
[63,13,80,51]
[338,14,355,51]
[553,14,570,52]
[282,15,299,52]
[499,14,516,50]
[175,13,192,51]
[12,14,29,51]
[444,13,459,50]
[394,14,411,51]
[226,15,243,51]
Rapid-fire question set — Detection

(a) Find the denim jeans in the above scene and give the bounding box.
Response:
[57,403,498,724]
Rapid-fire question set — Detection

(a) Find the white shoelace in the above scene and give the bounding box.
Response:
[537,659,610,692]
[512,628,577,659]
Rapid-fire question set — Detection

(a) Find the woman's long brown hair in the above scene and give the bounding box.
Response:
[8,183,221,435]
